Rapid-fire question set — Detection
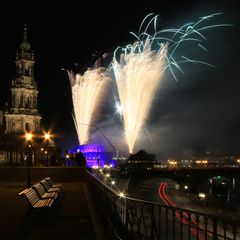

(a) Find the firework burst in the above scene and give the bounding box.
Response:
[68,56,109,145]
[112,13,232,153]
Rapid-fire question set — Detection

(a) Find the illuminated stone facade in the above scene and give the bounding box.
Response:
[0,111,3,130]
[5,26,41,134]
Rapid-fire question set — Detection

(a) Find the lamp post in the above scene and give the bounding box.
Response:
[25,133,32,187]
[24,131,53,186]
[44,133,51,166]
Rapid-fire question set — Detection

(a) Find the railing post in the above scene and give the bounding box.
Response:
[159,206,162,240]
[212,218,218,240]
[195,214,200,240]
[232,223,237,240]
[204,216,208,240]
[112,196,117,239]
[151,204,154,239]
[165,207,169,240]
[124,199,128,240]
[180,210,183,240]
[187,212,191,240]
[172,209,176,240]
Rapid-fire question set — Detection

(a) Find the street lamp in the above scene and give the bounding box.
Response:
[25,132,32,187]
[24,131,54,185]
[43,132,51,166]
[44,133,50,141]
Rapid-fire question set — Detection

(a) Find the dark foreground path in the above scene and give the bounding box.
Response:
[0,182,108,240]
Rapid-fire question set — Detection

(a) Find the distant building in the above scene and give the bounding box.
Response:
[195,149,226,168]
[180,149,195,168]
[69,144,115,168]
[161,148,240,169]
[0,26,47,165]
[182,149,194,159]
[0,110,5,164]
[5,25,41,134]
[0,102,9,135]
[0,110,3,131]
[0,26,62,166]
[127,149,156,172]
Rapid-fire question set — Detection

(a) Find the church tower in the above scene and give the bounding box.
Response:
[5,25,41,133]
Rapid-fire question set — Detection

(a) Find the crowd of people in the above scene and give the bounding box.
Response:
[63,151,86,167]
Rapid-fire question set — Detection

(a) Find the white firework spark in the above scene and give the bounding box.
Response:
[68,59,109,145]
[112,13,232,153]
[112,40,167,153]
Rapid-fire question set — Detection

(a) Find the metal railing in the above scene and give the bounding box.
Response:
[86,170,240,240]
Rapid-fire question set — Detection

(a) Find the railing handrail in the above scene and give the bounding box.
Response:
[87,169,240,240]
[86,169,240,223]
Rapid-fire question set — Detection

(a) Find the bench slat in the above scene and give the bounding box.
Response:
[33,183,58,199]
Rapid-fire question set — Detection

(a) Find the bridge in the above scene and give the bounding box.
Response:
[126,168,240,193]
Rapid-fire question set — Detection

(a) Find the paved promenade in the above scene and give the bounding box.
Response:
[0,180,109,240]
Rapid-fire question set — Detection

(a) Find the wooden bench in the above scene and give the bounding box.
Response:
[45,177,62,189]
[32,183,59,200]
[40,179,61,194]
[18,188,54,217]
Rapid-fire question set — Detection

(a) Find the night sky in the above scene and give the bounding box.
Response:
[0,0,239,155]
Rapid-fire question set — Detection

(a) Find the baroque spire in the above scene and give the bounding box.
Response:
[19,24,31,52]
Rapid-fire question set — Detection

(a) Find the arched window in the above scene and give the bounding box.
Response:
[25,67,30,76]
[29,67,32,76]
[25,123,30,132]
[20,95,24,108]
[12,94,16,107]
[25,97,30,108]
[18,64,22,75]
